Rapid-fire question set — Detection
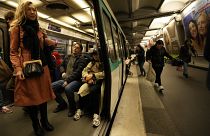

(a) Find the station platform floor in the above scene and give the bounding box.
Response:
[110,59,210,136]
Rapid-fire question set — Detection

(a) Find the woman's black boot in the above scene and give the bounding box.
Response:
[27,106,45,136]
[32,122,45,136]
[39,102,54,131]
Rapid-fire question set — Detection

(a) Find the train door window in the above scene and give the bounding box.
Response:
[119,32,125,59]
[0,29,3,56]
[111,22,120,60]
[102,11,117,62]
[47,35,68,59]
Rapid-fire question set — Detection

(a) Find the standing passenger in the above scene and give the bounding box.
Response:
[0,11,15,113]
[146,40,174,92]
[10,1,57,136]
[4,10,15,28]
[179,39,197,78]
[0,48,13,113]
[136,45,146,76]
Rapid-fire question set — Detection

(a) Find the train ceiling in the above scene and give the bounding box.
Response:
[0,0,195,47]
[0,0,96,35]
[106,0,194,46]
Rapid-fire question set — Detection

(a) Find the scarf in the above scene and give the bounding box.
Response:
[22,19,40,60]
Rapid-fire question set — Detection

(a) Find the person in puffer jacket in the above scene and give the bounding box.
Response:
[146,40,174,93]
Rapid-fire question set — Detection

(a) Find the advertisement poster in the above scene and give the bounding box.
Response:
[163,21,179,54]
[182,0,210,55]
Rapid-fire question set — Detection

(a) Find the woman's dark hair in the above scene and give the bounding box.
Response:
[4,11,15,21]
[137,45,144,51]
[155,40,164,45]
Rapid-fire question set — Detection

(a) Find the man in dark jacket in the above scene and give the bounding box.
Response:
[52,43,89,116]
[179,39,197,78]
[146,40,173,92]
[136,45,146,76]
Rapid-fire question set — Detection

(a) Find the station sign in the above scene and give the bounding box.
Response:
[48,23,61,32]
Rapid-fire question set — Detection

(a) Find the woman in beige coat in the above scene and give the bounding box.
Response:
[76,50,104,127]
[10,1,56,136]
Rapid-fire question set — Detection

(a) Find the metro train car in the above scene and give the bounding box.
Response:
[0,0,129,135]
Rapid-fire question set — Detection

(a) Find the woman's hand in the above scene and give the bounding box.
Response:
[16,70,25,80]
[85,74,93,81]
[62,81,68,87]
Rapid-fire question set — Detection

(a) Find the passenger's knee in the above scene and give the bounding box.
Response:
[64,88,74,96]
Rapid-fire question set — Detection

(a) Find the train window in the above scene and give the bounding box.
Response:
[47,35,68,59]
[111,22,120,59]
[0,29,3,56]
[119,32,125,58]
[102,11,117,62]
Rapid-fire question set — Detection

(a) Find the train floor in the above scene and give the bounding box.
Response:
[0,96,105,136]
[110,62,210,136]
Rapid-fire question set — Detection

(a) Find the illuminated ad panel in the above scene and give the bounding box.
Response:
[182,0,210,55]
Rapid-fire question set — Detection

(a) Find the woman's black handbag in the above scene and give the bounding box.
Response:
[17,26,44,78]
[23,60,44,78]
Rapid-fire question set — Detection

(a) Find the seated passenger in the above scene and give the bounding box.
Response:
[51,51,63,81]
[74,50,104,127]
[0,48,13,113]
[52,43,89,117]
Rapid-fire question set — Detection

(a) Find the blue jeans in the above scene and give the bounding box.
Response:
[52,80,82,111]
[138,61,146,76]
[52,80,66,106]
[183,62,188,75]
[65,80,82,111]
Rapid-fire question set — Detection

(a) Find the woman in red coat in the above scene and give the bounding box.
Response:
[10,1,56,136]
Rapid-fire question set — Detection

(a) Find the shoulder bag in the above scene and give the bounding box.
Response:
[18,27,44,78]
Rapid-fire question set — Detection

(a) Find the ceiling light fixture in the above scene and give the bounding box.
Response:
[37,12,49,19]
[72,0,93,17]
[58,16,78,25]
[5,1,18,8]
[72,13,91,23]
[72,0,89,9]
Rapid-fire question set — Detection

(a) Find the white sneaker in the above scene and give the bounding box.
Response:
[154,83,159,88]
[158,86,164,92]
[92,113,101,127]
[73,109,83,121]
